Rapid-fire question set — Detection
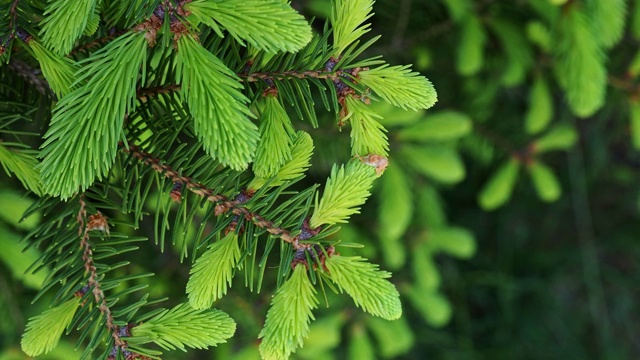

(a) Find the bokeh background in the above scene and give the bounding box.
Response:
[2,0,640,359]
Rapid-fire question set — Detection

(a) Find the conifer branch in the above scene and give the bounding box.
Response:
[77,196,124,348]
[122,144,302,248]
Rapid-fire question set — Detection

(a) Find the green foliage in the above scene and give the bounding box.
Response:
[39,0,99,55]
[187,233,241,310]
[20,298,79,356]
[310,161,377,228]
[366,316,414,357]
[630,100,640,150]
[553,7,606,118]
[400,144,466,184]
[0,143,42,195]
[378,163,412,243]
[457,13,486,76]
[358,65,437,111]
[38,31,148,199]
[331,0,374,55]
[490,19,533,86]
[128,304,236,351]
[324,255,401,320]
[0,224,47,289]
[258,266,318,360]
[6,0,639,359]
[185,0,313,53]
[28,40,77,98]
[344,96,388,156]
[348,324,375,360]
[248,131,314,190]
[525,75,553,135]
[175,34,258,170]
[587,0,626,48]
[427,227,476,259]
[478,158,520,210]
[253,96,295,178]
[533,123,578,153]
[527,160,561,202]
[396,110,472,141]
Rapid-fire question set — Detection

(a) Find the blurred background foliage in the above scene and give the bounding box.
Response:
[2,0,640,359]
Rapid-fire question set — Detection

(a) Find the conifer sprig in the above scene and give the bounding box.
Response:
[20,297,80,356]
[331,0,375,55]
[358,64,438,111]
[128,303,236,351]
[309,161,377,228]
[39,31,149,199]
[553,7,606,117]
[0,143,42,195]
[175,34,259,170]
[39,0,99,55]
[344,96,389,156]
[187,233,241,310]
[259,265,318,360]
[253,96,296,178]
[28,40,78,98]
[324,255,402,320]
[185,0,313,53]
[249,131,315,191]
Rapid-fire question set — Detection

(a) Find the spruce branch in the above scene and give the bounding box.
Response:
[123,144,301,247]
[253,95,296,178]
[248,131,314,191]
[343,96,389,156]
[309,161,378,228]
[0,142,43,195]
[28,39,78,98]
[358,64,437,111]
[77,196,125,348]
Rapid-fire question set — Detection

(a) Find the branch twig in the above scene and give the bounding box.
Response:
[121,144,302,248]
[77,196,124,347]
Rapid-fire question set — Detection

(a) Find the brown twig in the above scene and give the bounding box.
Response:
[121,144,303,248]
[8,59,52,96]
[69,29,125,56]
[77,196,125,347]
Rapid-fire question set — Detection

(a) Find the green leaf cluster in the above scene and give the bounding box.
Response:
[128,303,236,351]
[324,255,401,320]
[187,233,241,310]
[186,0,313,53]
[175,34,258,170]
[21,298,80,357]
[39,31,148,199]
[259,265,318,360]
[310,161,377,228]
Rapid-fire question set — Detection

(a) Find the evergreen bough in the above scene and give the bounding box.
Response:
[0,0,437,359]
